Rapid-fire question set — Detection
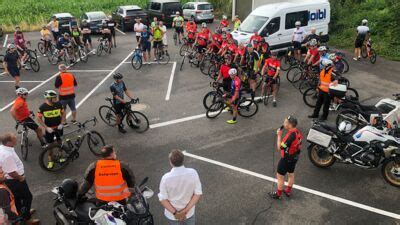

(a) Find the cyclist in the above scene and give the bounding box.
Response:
[234,43,246,66]
[100,20,112,54]
[220,15,229,29]
[243,44,260,101]
[151,22,165,61]
[107,19,117,48]
[13,27,29,69]
[261,51,280,107]
[303,39,320,70]
[354,19,370,61]
[80,20,93,54]
[318,46,329,71]
[216,55,233,92]
[140,25,152,64]
[186,17,197,34]
[304,27,320,45]
[193,23,210,64]
[48,16,60,42]
[110,73,135,134]
[37,90,65,169]
[225,68,241,124]
[329,54,344,75]
[292,21,305,60]
[207,29,223,54]
[3,44,21,89]
[40,25,52,56]
[150,17,158,32]
[57,33,74,64]
[159,21,169,56]
[248,31,263,50]
[172,11,184,45]
[233,15,241,31]
[70,25,82,56]
[10,88,45,146]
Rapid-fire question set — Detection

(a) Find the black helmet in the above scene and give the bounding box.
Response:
[60,179,78,199]
[113,73,123,80]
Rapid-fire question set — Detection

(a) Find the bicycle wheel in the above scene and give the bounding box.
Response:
[87,130,105,156]
[370,49,377,64]
[206,101,224,119]
[361,45,368,58]
[20,131,29,160]
[79,48,88,63]
[203,91,220,110]
[239,99,258,118]
[286,67,301,83]
[280,55,291,71]
[0,54,4,70]
[39,144,70,172]
[96,44,103,56]
[37,42,46,55]
[131,54,143,70]
[200,58,211,75]
[126,111,149,133]
[158,50,170,65]
[48,52,59,65]
[180,54,186,71]
[208,64,218,79]
[179,44,189,56]
[346,87,359,99]
[341,58,349,73]
[27,50,38,60]
[263,84,272,106]
[99,105,117,126]
[303,87,319,108]
[29,58,40,72]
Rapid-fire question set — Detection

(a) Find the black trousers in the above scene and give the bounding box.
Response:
[4,179,33,219]
[313,90,331,119]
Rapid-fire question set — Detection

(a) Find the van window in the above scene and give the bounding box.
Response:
[150,2,161,11]
[198,4,213,10]
[239,15,269,33]
[163,2,182,14]
[285,11,308,30]
[261,17,280,36]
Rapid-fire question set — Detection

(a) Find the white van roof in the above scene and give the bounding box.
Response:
[252,0,329,17]
[148,0,180,3]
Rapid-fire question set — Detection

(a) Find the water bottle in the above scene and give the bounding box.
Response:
[63,139,73,153]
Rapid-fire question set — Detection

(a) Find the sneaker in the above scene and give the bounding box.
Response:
[118,126,127,133]
[268,191,282,199]
[226,120,237,124]
[353,57,358,61]
[59,158,67,163]
[224,106,231,111]
[308,114,318,119]
[256,98,263,103]
[284,190,291,198]
[47,161,54,169]
[43,54,47,57]
[71,120,78,124]
[26,218,40,225]
[63,122,69,127]
[273,100,277,107]
[30,208,37,216]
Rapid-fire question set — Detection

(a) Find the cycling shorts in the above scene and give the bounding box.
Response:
[277,158,298,175]
[264,76,278,84]
[20,117,39,131]
[113,103,125,116]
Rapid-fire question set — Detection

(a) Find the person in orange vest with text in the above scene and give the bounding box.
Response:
[54,64,78,126]
[78,145,135,204]
[308,60,338,121]
[269,116,302,199]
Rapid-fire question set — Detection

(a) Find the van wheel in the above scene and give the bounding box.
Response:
[121,22,126,32]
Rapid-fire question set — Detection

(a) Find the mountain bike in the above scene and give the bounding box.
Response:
[39,117,105,172]
[361,38,377,64]
[131,46,143,70]
[206,95,259,119]
[99,97,149,133]
[97,37,111,56]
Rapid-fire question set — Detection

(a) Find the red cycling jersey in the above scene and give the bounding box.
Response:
[310,48,320,65]
[212,34,222,44]
[264,58,281,76]
[197,32,209,46]
[220,19,229,28]
[236,47,246,56]
[227,43,238,53]
[249,34,262,48]
[220,64,231,79]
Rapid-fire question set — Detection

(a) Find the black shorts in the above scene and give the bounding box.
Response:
[113,103,125,116]
[355,38,364,48]
[103,34,112,42]
[222,78,232,92]
[8,67,20,77]
[82,35,92,44]
[141,41,151,52]
[175,27,183,34]
[153,40,163,49]
[293,41,302,50]
[264,76,278,84]
[197,45,206,53]
[247,70,258,80]
[277,158,298,176]
[45,128,63,144]
[21,117,39,130]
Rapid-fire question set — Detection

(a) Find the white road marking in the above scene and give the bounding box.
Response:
[165,62,177,101]
[115,28,127,35]
[150,114,207,129]
[66,51,134,119]
[2,34,8,47]
[0,72,6,76]
[182,151,400,220]
[0,81,44,83]
[68,70,112,73]
[122,61,175,64]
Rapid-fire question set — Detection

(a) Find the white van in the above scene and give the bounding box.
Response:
[232,0,330,50]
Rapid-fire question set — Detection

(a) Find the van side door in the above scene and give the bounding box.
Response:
[281,10,309,49]
[260,17,281,48]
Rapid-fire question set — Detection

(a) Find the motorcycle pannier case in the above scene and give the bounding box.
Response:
[329,84,347,98]
[307,128,332,148]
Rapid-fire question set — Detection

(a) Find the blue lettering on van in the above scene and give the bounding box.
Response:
[309,9,326,21]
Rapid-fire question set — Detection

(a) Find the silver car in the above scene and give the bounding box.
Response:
[182,2,214,23]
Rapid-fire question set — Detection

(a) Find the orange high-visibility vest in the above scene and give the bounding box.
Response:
[94,160,131,202]
[319,68,333,93]
[0,184,19,216]
[59,73,75,96]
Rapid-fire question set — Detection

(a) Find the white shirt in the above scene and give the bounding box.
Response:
[293,27,305,43]
[357,25,370,39]
[47,20,59,32]
[161,25,168,45]
[134,23,144,37]
[0,145,24,179]
[158,166,202,220]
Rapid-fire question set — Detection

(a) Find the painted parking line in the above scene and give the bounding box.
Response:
[3,34,8,47]
[183,151,400,220]
[68,70,112,73]
[0,81,44,83]
[0,72,6,76]
[115,28,127,35]
[165,62,177,101]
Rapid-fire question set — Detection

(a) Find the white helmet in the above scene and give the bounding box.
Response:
[295,21,301,26]
[222,15,227,20]
[338,121,352,134]
[321,59,333,67]
[16,87,28,95]
[308,39,318,47]
[44,90,57,99]
[7,44,15,49]
[228,68,237,77]
[318,46,327,52]
[362,19,368,25]
[202,22,207,28]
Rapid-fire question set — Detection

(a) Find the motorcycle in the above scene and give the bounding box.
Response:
[52,177,154,224]
[307,118,400,187]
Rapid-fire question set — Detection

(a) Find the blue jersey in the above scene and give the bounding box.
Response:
[110,81,127,104]
[140,31,151,43]
[319,53,329,70]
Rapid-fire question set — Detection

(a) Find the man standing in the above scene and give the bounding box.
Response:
[172,12,184,45]
[150,17,158,32]
[160,21,169,55]
[226,68,241,124]
[152,22,164,60]
[3,44,21,90]
[0,166,19,223]
[80,20,94,54]
[354,19,370,61]
[48,16,60,42]
[134,18,144,43]
[107,19,117,48]
[159,149,202,225]
[269,116,302,199]
[0,133,39,224]
[261,51,281,107]
[55,64,77,125]
[292,21,305,60]
[233,15,241,31]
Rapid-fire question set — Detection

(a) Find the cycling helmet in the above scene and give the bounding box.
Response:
[321,59,333,67]
[16,87,28,95]
[362,19,368,25]
[113,73,123,80]
[63,32,70,37]
[60,179,78,199]
[318,46,327,52]
[338,121,352,134]
[295,21,301,26]
[308,39,318,47]
[270,51,278,57]
[7,44,15,49]
[201,22,207,28]
[143,25,148,30]
[328,54,337,61]
[228,68,237,77]
[222,15,227,20]
[44,90,57,99]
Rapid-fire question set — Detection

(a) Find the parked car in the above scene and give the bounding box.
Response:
[53,13,77,35]
[81,11,109,34]
[112,5,148,32]
[146,0,183,27]
[182,2,214,23]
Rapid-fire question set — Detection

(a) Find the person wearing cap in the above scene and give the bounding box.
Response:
[225,68,241,124]
[269,116,303,199]
[39,25,52,56]
[48,16,60,42]
[233,15,241,31]
[3,44,21,89]
[139,25,152,64]
[172,11,184,45]
[54,64,78,125]
[292,21,305,60]
[134,18,145,43]
[80,20,94,54]
[354,19,370,61]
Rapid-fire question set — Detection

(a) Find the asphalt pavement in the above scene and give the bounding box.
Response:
[0,24,399,225]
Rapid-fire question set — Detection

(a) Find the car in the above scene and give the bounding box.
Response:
[182,2,214,23]
[81,11,109,34]
[112,5,148,32]
[146,0,183,27]
[53,13,77,35]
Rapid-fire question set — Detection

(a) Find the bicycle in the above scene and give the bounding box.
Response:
[261,76,281,106]
[206,95,259,119]
[98,97,149,133]
[75,43,88,63]
[97,37,111,56]
[18,43,40,72]
[203,82,225,110]
[179,37,195,56]
[361,38,377,64]
[15,113,36,161]
[154,42,170,65]
[279,47,297,71]
[39,117,105,172]
[37,39,56,56]
[303,87,359,108]
[131,46,143,70]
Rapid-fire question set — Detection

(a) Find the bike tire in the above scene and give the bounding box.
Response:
[303,87,318,108]
[206,101,224,119]
[99,105,117,127]
[203,91,220,110]
[0,54,4,70]
[131,55,143,70]
[370,49,377,64]
[79,48,88,63]
[96,44,103,56]
[239,99,258,118]
[341,58,349,73]
[126,111,149,133]
[208,64,218,79]
[20,132,29,160]
[37,42,46,55]
[39,144,70,172]
[200,58,211,75]
[27,50,38,61]
[179,44,188,57]
[286,67,301,83]
[361,45,368,58]
[158,51,170,65]
[180,54,186,71]
[87,130,106,156]
[29,58,40,72]
[263,84,272,106]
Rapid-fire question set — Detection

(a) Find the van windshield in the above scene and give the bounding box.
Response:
[164,2,182,15]
[239,15,269,33]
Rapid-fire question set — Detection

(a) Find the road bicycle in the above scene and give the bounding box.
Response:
[261,76,281,106]
[203,82,226,110]
[179,37,194,56]
[303,87,359,108]
[361,38,377,64]
[15,113,36,161]
[37,39,56,56]
[98,97,149,133]
[154,42,170,65]
[47,45,76,66]
[39,117,105,172]
[131,46,143,70]
[18,43,40,72]
[97,37,111,56]
[74,43,88,63]
[279,47,297,71]
[206,95,259,119]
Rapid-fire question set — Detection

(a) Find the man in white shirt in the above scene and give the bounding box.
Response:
[292,21,305,60]
[0,133,38,223]
[354,19,370,61]
[47,16,60,42]
[134,18,145,43]
[158,149,202,225]
[160,21,169,56]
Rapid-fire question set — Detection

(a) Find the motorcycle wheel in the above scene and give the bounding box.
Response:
[308,144,336,168]
[381,158,400,187]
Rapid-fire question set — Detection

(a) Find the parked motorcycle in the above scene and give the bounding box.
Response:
[52,177,154,224]
[307,118,400,187]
